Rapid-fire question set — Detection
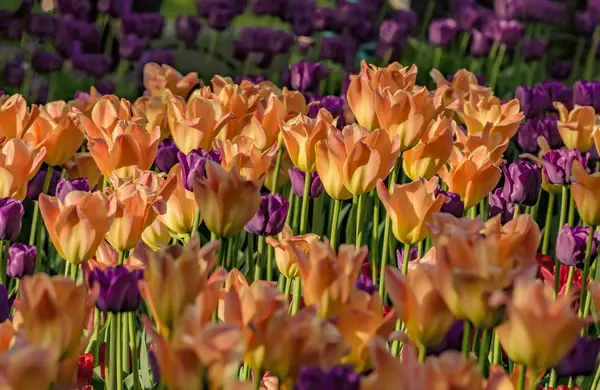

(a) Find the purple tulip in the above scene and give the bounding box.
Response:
[245,194,289,236]
[27,13,57,40]
[469,29,491,57]
[483,19,524,47]
[573,81,600,112]
[319,36,358,68]
[121,13,164,39]
[516,116,561,153]
[314,7,342,32]
[3,61,24,87]
[427,321,464,356]
[429,18,458,47]
[289,61,330,93]
[355,273,377,295]
[250,0,284,16]
[396,247,419,268]
[56,178,91,202]
[155,139,180,174]
[56,0,91,19]
[175,15,202,44]
[376,42,404,64]
[7,243,35,279]
[307,96,346,128]
[98,0,132,17]
[0,285,12,323]
[119,34,146,61]
[89,266,144,313]
[538,81,573,109]
[548,60,572,80]
[295,365,360,390]
[31,50,63,74]
[502,161,542,206]
[526,0,565,24]
[379,19,410,47]
[267,30,295,54]
[556,225,600,269]
[236,75,266,84]
[141,49,175,66]
[554,337,600,377]
[541,148,588,186]
[71,53,111,78]
[457,6,482,31]
[515,85,551,118]
[55,16,101,56]
[177,149,221,192]
[289,168,323,199]
[575,11,595,36]
[520,38,546,62]
[96,80,116,95]
[0,198,24,241]
[392,9,418,33]
[208,8,235,31]
[488,188,515,224]
[27,167,60,201]
[494,0,523,20]
[435,188,465,218]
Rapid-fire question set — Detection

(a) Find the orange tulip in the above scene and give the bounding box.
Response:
[266,224,320,279]
[293,241,368,318]
[555,102,595,152]
[280,88,308,119]
[71,95,132,139]
[459,97,524,142]
[143,62,201,97]
[62,152,102,190]
[402,116,454,180]
[281,110,336,173]
[570,159,600,226]
[438,145,502,210]
[496,278,590,369]
[431,68,493,111]
[105,170,176,252]
[322,124,401,196]
[0,321,14,354]
[453,123,509,164]
[216,135,278,181]
[0,138,46,199]
[68,86,104,115]
[141,218,171,251]
[264,151,293,193]
[315,139,353,201]
[88,240,144,271]
[376,177,444,245]
[385,265,455,348]
[157,164,199,238]
[23,101,84,166]
[240,94,283,151]
[19,274,97,357]
[217,84,262,140]
[192,160,263,238]
[0,94,39,141]
[132,95,170,139]
[589,281,600,319]
[0,343,58,390]
[39,189,117,264]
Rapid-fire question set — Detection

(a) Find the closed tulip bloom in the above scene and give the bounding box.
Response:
[155,139,180,173]
[175,15,201,44]
[245,194,289,236]
[295,365,359,390]
[26,166,60,201]
[434,188,465,218]
[0,94,39,141]
[520,38,546,62]
[541,148,588,193]
[459,97,524,142]
[0,138,46,199]
[502,160,542,206]
[215,83,263,141]
[315,137,353,201]
[469,29,491,56]
[516,116,561,153]
[571,160,600,226]
[556,225,600,269]
[515,85,551,119]
[55,177,90,202]
[377,177,444,245]
[266,224,320,279]
[143,62,200,98]
[0,198,24,241]
[289,168,323,199]
[216,135,278,181]
[7,243,35,278]
[177,148,221,191]
[193,160,263,237]
[427,320,464,356]
[488,188,515,224]
[496,279,590,369]
[386,265,455,348]
[157,164,199,238]
[403,116,454,180]
[105,170,176,252]
[289,61,330,93]
[346,62,379,131]
[281,110,336,173]
[40,190,116,265]
[428,18,458,47]
[553,337,600,377]
[141,218,172,251]
[240,96,284,151]
[23,101,83,166]
[89,266,143,313]
[573,81,600,112]
[555,102,595,152]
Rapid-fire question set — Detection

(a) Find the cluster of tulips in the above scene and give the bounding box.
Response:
[0,59,599,390]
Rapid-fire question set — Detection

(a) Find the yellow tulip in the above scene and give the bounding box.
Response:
[459,97,524,142]
[158,164,199,238]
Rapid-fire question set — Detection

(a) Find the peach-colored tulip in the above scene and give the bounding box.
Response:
[143,62,201,97]
[216,135,278,181]
[402,116,454,180]
[192,160,264,238]
[385,265,455,348]
[431,68,493,111]
[240,94,284,151]
[454,123,509,164]
[570,159,600,226]
[0,138,46,199]
[0,343,58,390]
[376,177,444,245]
[68,86,104,115]
[217,84,262,141]
[266,224,320,279]
[39,190,117,264]
[315,139,353,201]
[62,152,102,190]
[132,95,171,139]
[555,102,595,152]
[88,240,144,271]
[496,279,590,369]
[0,321,14,354]
[157,164,199,238]
[281,110,336,173]
[0,94,39,141]
[105,170,176,252]
[141,218,171,251]
[589,281,600,319]
[23,100,84,166]
[280,88,308,119]
[459,97,524,142]
[71,95,132,139]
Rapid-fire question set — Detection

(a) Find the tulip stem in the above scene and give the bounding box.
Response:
[578,225,595,317]
[548,370,558,389]
[568,192,577,227]
[461,320,471,359]
[286,187,295,226]
[118,250,126,266]
[401,243,411,275]
[33,165,55,274]
[291,277,301,315]
[192,209,200,237]
[565,267,575,296]
[517,365,527,390]
[355,194,366,249]
[541,192,556,255]
[70,263,78,283]
[271,143,284,193]
[555,186,569,296]
[330,199,341,249]
[591,359,600,390]
[418,346,426,363]
[489,43,506,90]
[492,332,501,365]
[254,236,265,281]
[116,313,123,390]
[371,191,380,266]
[378,162,400,300]
[299,172,311,235]
[584,26,600,80]
[129,312,140,390]
[266,246,274,282]
[28,201,39,246]
[108,312,118,390]
[478,329,491,375]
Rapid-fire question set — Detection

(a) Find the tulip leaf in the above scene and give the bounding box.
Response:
[139,328,154,388]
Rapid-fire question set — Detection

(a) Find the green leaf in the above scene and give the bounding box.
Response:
[139,328,154,389]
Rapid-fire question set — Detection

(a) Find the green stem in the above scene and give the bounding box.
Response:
[490,43,506,89]
[578,225,595,317]
[568,191,577,226]
[28,201,39,246]
[70,263,78,283]
[378,162,400,300]
[118,250,126,266]
[286,189,295,226]
[541,192,555,255]
[401,243,411,275]
[591,359,600,390]
[330,199,341,249]
[548,369,558,389]
[492,332,501,365]
[432,46,443,72]
[513,204,521,219]
[108,312,118,390]
[291,277,301,315]
[254,235,266,281]
[34,165,55,274]
[266,246,274,282]
[371,190,380,266]
[355,194,366,249]
[418,346,426,363]
[565,267,575,296]
[462,320,471,359]
[191,209,200,237]
[478,329,491,375]
[584,26,600,80]
[116,312,123,390]
[347,195,358,246]
[93,308,100,365]
[299,171,311,235]
[284,277,292,298]
[517,365,527,390]
[129,312,140,390]
[419,0,435,39]
[555,186,569,295]
[271,143,284,193]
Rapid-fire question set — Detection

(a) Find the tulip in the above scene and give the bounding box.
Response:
[39,190,116,265]
[385,265,455,348]
[89,266,143,313]
[469,29,491,56]
[571,159,600,226]
[555,102,595,152]
[396,247,419,268]
[438,145,502,210]
[55,177,90,202]
[488,188,515,224]
[143,62,200,98]
[295,365,359,390]
[105,170,176,252]
[556,225,600,269]
[355,274,377,294]
[157,164,199,238]
[26,166,60,201]
[131,95,169,139]
[281,110,335,173]
[155,139,180,173]
[496,279,590,369]
[289,61,330,92]
[315,137,353,201]
[7,243,35,278]
[0,94,39,141]
[62,152,102,190]
[266,224,320,279]
[516,116,561,153]
[459,97,524,142]
[245,194,289,236]
[346,62,379,131]
[240,94,284,150]
[192,160,263,238]
[573,80,600,112]
[427,320,464,356]
[502,160,542,206]
[177,148,221,191]
[0,343,58,390]
[215,83,262,140]
[0,138,46,199]
[0,198,23,241]
[520,37,546,62]
[402,116,454,180]
[175,15,201,44]
[434,188,465,218]
[553,337,600,377]
[541,148,588,193]
[22,101,84,166]
[288,168,323,199]
[515,85,550,119]
[141,218,172,251]
[376,177,444,245]
[216,135,278,181]
[428,18,458,47]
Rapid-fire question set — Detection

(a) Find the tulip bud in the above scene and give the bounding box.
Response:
[541,148,588,193]
[55,177,90,202]
[515,85,550,119]
[89,266,144,313]
[7,243,36,278]
[77,353,94,389]
[175,15,201,44]
[434,188,464,218]
[556,225,600,269]
[289,168,323,199]
[502,160,542,206]
[428,18,458,47]
[177,148,221,191]
[0,198,24,241]
[289,61,330,93]
[355,274,377,295]
[245,194,290,236]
